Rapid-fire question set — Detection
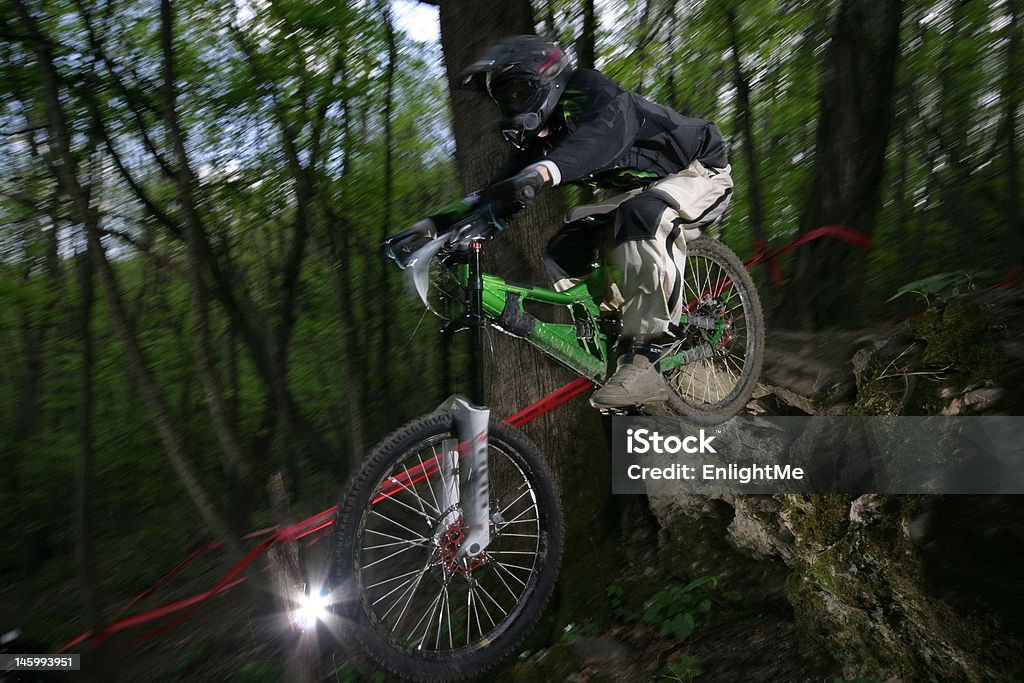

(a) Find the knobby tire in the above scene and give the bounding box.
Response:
[331,412,563,681]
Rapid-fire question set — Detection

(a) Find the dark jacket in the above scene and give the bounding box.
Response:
[499,68,728,188]
[433,69,727,227]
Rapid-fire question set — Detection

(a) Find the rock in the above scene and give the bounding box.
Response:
[940,386,1003,416]
[849,494,886,524]
[643,290,1024,680]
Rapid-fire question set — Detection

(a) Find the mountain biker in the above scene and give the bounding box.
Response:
[406,35,733,409]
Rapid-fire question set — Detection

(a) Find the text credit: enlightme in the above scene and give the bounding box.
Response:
[624,427,807,484]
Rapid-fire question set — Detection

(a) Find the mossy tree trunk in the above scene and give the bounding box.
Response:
[437,2,620,624]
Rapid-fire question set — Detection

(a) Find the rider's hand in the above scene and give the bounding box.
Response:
[511,169,545,206]
[488,169,546,213]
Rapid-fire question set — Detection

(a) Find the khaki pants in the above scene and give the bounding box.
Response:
[545,161,733,339]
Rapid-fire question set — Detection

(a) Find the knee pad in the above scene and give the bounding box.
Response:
[613,193,675,245]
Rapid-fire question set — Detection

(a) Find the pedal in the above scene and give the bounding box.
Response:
[595,407,631,416]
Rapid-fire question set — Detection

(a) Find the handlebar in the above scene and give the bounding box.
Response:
[384,166,545,269]
[384,204,509,270]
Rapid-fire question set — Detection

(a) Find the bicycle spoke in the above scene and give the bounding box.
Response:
[498,518,539,527]
[417,450,443,513]
[365,527,429,544]
[412,581,447,650]
[385,554,435,627]
[366,567,422,592]
[371,509,429,539]
[363,537,430,551]
[362,542,425,570]
[354,427,553,659]
[435,583,450,651]
[497,532,540,539]
[470,585,485,640]
[491,559,528,587]
[472,582,497,629]
[475,580,508,623]
[487,549,538,555]
[376,488,436,525]
[401,461,441,515]
[500,482,530,505]
[465,586,473,646]
[371,571,423,607]
[503,502,538,524]
[491,558,520,600]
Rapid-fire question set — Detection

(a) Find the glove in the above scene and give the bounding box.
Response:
[511,169,545,205]
[487,169,546,214]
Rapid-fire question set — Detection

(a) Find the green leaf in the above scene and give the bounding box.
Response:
[660,612,696,642]
[682,575,719,592]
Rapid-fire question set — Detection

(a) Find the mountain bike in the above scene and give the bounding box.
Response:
[329,196,763,681]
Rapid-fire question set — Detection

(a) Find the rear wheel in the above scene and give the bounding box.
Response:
[660,236,764,419]
[331,413,563,681]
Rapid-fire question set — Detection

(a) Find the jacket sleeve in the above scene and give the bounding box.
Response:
[543,90,641,185]
[429,146,544,229]
[428,193,482,232]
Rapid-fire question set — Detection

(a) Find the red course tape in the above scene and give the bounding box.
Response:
[61,225,885,652]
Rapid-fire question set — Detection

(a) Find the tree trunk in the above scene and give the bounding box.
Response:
[376,0,398,402]
[438,0,618,626]
[724,5,770,303]
[1002,0,1022,245]
[776,0,904,329]
[12,0,243,553]
[576,0,595,71]
[159,0,251,482]
[73,244,101,632]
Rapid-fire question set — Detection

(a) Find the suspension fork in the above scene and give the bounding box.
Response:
[430,243,490,564]
[468,241,485,406]
[434,396,491,564]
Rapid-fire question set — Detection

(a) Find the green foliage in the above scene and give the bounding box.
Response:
[328,661,387,683]
[234,659,286,683]
[609,576,726,643]
[0,0,1021,676]
[559,619,600,644]
[642,577,717,641]
[906,298,1004,385]
[886,270,1000,305]
[658,655,705,682]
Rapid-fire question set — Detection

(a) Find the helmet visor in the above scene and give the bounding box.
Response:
[487,75,538,115]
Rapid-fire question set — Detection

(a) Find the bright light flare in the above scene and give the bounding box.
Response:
[290,587,330,632]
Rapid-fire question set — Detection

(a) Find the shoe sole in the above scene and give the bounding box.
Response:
[589,394,671,409]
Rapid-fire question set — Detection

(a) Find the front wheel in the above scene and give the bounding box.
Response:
[331,412,563,681]
[660,236,765,419]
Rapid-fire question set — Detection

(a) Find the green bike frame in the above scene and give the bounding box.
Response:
[479,268,611,381]
[449,241,728,404]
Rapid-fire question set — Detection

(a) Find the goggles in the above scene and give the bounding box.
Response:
[486,73,539,115]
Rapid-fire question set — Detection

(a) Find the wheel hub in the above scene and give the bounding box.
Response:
[437,515,486,576]
[689,297,735,352]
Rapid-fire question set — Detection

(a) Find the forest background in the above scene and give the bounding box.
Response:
[1,0,1022,680]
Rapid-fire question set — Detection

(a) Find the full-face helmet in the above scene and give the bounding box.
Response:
[458,35,573,149]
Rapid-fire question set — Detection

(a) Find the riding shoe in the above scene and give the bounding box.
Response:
[590,354,671,409]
